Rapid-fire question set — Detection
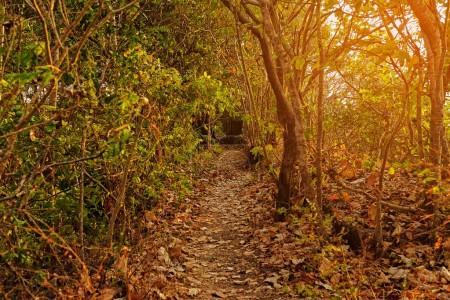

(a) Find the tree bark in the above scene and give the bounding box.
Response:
[315,0,324,214]
[407,0,444,164]
[416,67,425,159]
[221,0,312,219]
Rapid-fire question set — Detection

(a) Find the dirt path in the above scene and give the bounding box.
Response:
[176,149,275,299]
[128,148,284,299]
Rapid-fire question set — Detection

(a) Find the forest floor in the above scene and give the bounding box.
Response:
[125,148,283,299]
[115,147,450,300]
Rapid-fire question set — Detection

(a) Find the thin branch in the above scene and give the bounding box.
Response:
[40,151,105,172]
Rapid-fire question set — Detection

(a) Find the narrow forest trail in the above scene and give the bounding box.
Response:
[173,149,276,299]
[128,148,287,299]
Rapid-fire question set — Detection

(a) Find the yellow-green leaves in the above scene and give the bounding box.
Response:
[119,92,139,112]
[388,167,395,175]
[293,56,306,71]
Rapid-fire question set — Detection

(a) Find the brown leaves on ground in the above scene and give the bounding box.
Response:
[104,149,448,299]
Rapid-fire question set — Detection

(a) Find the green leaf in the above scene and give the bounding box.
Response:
[388,167,395,175]
[5,72,39,85]
[293,56,306,70]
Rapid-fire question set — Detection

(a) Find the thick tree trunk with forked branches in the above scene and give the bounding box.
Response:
[221,0,312,219]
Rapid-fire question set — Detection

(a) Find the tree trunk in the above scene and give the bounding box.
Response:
[407,0,445,165]
[416,68,424,159]
[428,49,444,164]
[220,0,313,220]
[373,92,407,256]
[276,122,298,218]
[256,29,299,219]
[315,0,324,214]
[207,115,212,149]
[442,125,449,164]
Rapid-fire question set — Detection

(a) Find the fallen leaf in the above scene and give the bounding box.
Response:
[264,275,282,288]
[366,172,378,187]
[319,257,334,278]
[152,274,167,289]
[342,192,351,202]
[212,290,226,298]
[387,267,409,280]
[29,129,38,141]
[434,236,442,250]
[291,257,303,266]
[392,223,403,238]
[340,165,357,179]
[441,267,450,282]
[398,255,413,267]
[327,193,340,201]
[415,266,438,283]
[144,210,158,223]
[91,288,118,300]
[368,203,377,226]
[157,247,172,266]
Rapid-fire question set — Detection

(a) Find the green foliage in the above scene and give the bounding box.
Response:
[188,72,234,118]
[295,283,321,297]
[416,168,437,185]
[0,0,236,296]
